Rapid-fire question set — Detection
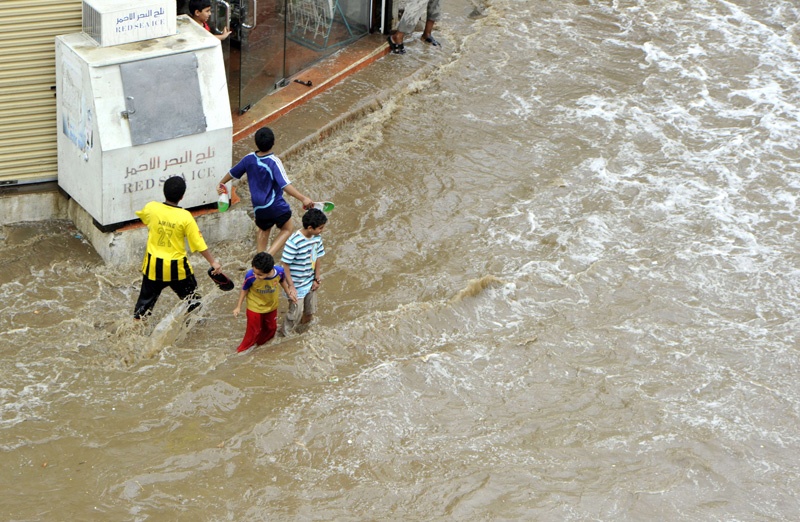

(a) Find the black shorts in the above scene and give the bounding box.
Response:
[254,209,292,231]
[133,274,201,319]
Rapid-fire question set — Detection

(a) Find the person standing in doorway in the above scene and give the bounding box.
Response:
[188,0,232,40]
[387,0,441,54]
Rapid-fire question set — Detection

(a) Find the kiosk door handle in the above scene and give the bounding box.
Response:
[121,96,136,119]
[242,0,257,29]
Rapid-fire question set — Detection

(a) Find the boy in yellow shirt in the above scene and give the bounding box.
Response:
[133,176,222,320]
[233,252,296,352]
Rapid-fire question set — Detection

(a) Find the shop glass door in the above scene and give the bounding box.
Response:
[284,0,370,77]
[211,0,370,113]
[212,0,287,113]
[238,0,288,112]
[211,1,236,108]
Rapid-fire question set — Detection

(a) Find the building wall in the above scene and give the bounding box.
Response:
[0,0,83,186]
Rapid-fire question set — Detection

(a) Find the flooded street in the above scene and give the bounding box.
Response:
[3,0,800,519]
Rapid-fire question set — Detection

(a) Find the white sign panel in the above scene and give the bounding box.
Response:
[106,130,232,223]
[83,0,176,47]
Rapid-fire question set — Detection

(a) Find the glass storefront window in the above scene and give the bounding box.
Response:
[185,0,370,113]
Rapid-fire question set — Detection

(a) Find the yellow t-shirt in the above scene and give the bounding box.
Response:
[243,266,285,314]
[136,201,208,282]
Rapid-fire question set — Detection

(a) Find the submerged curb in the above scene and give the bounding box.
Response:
[280,60,444,161]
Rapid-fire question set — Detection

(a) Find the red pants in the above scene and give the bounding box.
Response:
[236,309,277,352]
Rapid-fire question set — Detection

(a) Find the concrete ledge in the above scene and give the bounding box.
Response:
[66,199,256,266]
[0,183,69,224]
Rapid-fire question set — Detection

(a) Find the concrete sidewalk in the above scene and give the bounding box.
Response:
[1,30,448,265]
[231,34,391,144]
[233,30,449,161]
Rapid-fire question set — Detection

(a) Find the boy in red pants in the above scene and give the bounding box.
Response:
[233,252,296,353]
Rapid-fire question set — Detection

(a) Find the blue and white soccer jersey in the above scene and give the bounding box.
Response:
[229,152,292,218]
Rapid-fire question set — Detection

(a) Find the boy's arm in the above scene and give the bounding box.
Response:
[311,259,322,291]
[280,261,294,287]
[215,27,231,40]
[233,289,247,316]
[199,249,222,274]
[283,184,313,210]
[217,172,233,194]
[280,262,298,301]
[280,278,298,303]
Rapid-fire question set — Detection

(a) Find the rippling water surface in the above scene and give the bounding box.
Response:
[3,0,800,519]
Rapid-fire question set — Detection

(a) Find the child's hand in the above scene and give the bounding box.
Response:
[217,183,228,195]
[287,287,298,303]
[301,197,314,210]
[233,306,241,317]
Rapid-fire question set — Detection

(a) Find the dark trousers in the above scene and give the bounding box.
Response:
[133,274,201,319]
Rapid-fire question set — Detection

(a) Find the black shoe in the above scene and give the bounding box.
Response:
[422,35,441,47]
[387,35,406,54]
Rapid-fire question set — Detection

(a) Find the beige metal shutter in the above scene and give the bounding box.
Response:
[0,0,82,185]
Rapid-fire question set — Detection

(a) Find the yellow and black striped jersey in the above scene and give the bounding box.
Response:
[136,201,208,282]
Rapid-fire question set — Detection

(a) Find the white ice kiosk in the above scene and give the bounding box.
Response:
[56,2,232,231]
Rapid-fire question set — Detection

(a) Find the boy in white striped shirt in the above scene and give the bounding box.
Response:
[280,208,328,335]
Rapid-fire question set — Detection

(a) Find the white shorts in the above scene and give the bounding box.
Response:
[397,0,441,34]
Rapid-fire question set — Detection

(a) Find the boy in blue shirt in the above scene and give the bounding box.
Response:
[217,127,313,257]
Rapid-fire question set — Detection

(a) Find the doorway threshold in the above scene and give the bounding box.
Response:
[232,34,390,143]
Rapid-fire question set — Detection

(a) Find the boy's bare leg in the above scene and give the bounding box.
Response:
[421,19,435,40]
[300,313,313,325]
[266,219,295,258]
[257,228,271,252]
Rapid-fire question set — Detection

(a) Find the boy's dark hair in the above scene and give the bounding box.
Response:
[163,176,186,203]
[254,127,275,152]
[189,0,211,15]
[302,208,328,229]
[252,252,275,273]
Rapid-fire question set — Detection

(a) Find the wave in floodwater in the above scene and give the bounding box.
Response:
[3,0,800,519]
